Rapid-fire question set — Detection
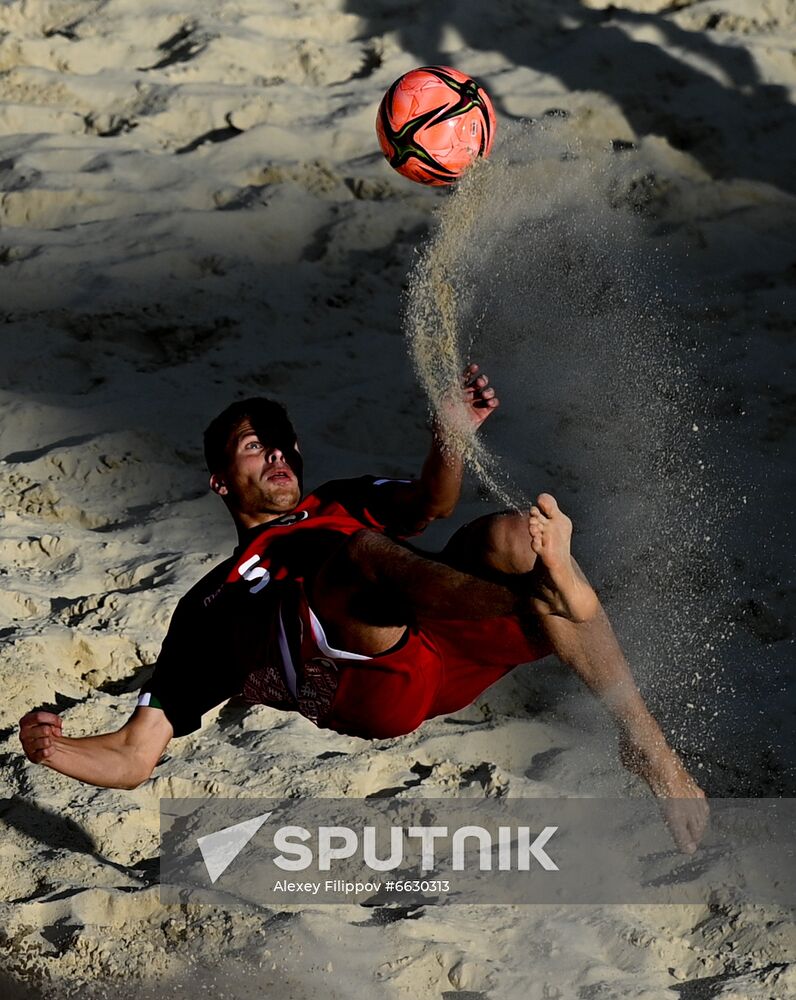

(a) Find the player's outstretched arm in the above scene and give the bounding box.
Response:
[382,363,499,534]
[18,707,173,790]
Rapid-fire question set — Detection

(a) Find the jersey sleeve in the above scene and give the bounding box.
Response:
[136,595,240,738]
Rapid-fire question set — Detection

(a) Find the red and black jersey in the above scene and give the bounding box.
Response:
[138,475,551,741]
[136,476,413,736]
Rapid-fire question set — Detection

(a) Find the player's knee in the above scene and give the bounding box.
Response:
[443,510,533,577]
[480,512,534,575]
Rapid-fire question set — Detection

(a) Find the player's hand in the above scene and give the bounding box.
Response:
[438,362,499,436]
[19,710,63,764]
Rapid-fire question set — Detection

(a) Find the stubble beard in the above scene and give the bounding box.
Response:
[255,479,300,514]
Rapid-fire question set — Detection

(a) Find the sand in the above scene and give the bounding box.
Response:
[0,0,794,996]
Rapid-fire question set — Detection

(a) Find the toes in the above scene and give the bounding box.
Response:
[536,493,559,517]
[529,505,543,520]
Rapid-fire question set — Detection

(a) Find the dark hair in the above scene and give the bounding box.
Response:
[203,398,301,483]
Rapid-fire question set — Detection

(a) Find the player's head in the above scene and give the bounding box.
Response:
[203,398,303,526]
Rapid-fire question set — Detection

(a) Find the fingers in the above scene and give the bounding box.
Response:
[21,737,57,762]
[24,725,58,740]
[21,738,57,762]
[20,711,62,730]
[472,386,497,407]
[474,394,499,410]
[19,711,62,764]
[464,373,489,393]
[464,383,496,401]
[28,734,54,752]
[446,363,500,428]
[468,382,493,398]
[20,724,59,744]
[463,370,499,410]
[462,364,489,393]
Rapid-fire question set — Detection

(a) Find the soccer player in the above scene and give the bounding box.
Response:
[19,364,708,852]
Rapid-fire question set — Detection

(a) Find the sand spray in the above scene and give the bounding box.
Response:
[405,119,736,769]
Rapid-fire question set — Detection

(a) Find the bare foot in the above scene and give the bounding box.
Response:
[620,733,710,855]
[527,494,599,623]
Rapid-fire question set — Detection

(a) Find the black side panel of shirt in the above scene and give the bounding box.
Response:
[138,559,248,737]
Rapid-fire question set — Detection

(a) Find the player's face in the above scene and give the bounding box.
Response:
[211,420,302,524]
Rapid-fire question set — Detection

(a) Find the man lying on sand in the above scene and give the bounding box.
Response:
[20,364,708,852]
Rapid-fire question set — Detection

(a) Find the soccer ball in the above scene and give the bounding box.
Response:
[376,66,496,186]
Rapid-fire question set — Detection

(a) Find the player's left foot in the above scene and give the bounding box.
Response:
[619,732,710,855]
[527,494,599,622]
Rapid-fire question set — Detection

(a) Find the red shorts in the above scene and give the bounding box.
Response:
[322,615,551,740]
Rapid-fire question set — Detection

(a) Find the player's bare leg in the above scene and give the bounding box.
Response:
[538,609,709,853]
[310,497,598,652]
[310,505,707,852]
[440,508,709,854]
[308,529,519,655]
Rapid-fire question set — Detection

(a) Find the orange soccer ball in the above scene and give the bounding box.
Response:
[376,65,496,186]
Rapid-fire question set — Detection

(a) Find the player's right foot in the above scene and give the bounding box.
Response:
[527,494,599,623]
